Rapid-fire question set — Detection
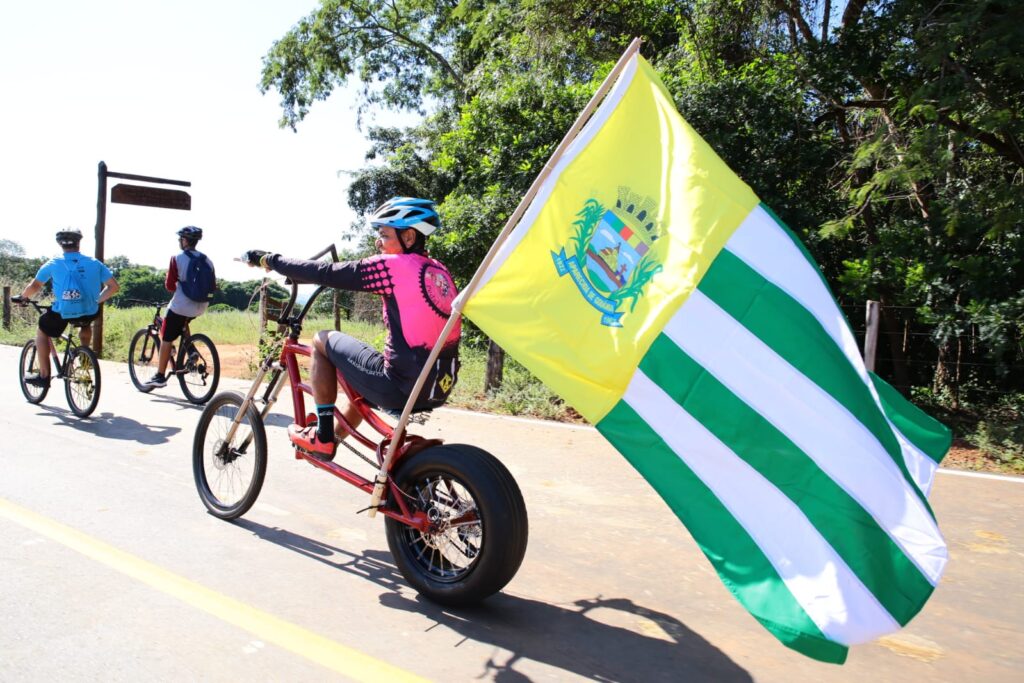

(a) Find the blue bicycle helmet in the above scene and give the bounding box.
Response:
[177,225,203,242]
[368,197,441,236]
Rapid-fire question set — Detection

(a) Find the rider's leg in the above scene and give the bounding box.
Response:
[78,324,92,348]
[34,327,52,378]
[31,310,66,380]
[155,339,174,376]
[310,331,364,442]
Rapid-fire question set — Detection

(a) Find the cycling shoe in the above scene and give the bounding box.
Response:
[288,423,337,461]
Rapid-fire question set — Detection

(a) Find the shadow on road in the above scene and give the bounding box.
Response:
[233,518,751,682]
[137,393,207,412]
[38,406,180,445]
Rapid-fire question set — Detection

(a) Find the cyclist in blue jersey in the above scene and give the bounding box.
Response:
[18,229,120,388]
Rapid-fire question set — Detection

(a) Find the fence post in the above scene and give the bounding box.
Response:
[864,300,881,372]
[2,286,10,330]
[258,280,268,332]
[484,340,505,392]
[333,289,340,331]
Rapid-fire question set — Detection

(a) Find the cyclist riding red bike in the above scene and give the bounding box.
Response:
[244,197,461,459]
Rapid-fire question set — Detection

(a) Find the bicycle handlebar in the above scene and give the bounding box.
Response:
[122,298,165,308]
[10,297,49,314]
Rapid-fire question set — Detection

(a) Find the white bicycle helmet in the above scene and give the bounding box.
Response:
[368,197,441,236]
[55,228,83,246]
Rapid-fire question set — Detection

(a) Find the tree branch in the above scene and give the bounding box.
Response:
[936,112,1024,168]
[774,0,816,44]
[841,0,868,32]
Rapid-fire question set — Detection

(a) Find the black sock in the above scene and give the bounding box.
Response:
[315,404,335,443]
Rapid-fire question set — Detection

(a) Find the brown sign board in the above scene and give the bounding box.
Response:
[110,183,191,211]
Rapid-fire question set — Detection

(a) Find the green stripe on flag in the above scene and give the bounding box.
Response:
[597,401,848,664]
[870,372,951,463]
[698,248,931,509]
[639,335,935,624]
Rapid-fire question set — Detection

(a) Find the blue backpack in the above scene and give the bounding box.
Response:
[58,260,98,318]
[180,250,216,302]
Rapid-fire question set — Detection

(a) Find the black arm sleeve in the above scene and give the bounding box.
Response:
[266,254,365,290]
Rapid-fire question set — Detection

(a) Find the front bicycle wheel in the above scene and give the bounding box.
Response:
[128,328,160,392]
[19,340,49,404]
[385,444,529,606]
[65,346,101,418]
[177,333,220,405]
[193,391,267,519]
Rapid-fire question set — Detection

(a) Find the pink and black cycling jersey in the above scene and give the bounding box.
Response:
[265,252,461,383]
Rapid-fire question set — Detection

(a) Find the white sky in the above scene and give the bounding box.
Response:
[0,0,410,283]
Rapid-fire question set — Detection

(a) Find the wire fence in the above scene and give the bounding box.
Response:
[840,302,1023,401]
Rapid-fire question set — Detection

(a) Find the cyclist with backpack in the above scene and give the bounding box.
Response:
[17,228,120,388]
[142,225,216,389]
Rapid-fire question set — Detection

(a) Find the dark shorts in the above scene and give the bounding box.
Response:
[324,331,459,412]
[161,309,194,342]
[325,332,410,410]
[39,309,98,338]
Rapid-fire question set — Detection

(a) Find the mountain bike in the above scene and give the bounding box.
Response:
[192,248,528,606]
[13,297,101,418]
[127,300,220,405]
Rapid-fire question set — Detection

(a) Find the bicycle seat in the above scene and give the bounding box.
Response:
[379,405,434,424]
[69,319,94,328]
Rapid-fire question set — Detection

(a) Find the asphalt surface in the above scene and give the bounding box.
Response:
[1,343,1022,681]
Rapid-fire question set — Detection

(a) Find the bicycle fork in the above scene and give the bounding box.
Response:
[222,358,288,453]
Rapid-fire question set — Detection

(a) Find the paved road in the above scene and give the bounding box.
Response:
[1,344,1021,681]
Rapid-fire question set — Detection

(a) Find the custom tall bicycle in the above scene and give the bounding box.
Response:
[192,250,528,605]
[14,297,101,418]
[127,300,220,405]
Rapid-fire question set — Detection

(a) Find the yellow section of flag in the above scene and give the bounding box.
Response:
[462,55,759,422]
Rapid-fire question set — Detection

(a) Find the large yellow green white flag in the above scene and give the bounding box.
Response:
[459,52,951,663]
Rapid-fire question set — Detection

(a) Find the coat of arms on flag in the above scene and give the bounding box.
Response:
[552,187,663,327]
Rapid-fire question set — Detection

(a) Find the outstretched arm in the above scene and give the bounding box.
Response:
[243,250,364,290]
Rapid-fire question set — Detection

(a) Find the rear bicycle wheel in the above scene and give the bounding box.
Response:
[19,340,49,404]
[128,328,160,392]
[65,346,101,418]
[193,392,267,519]
[177,333,220,405]
[385,444,529,606]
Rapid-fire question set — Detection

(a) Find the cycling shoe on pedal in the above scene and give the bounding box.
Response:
[24,374,51,388]
[288,423,337,461]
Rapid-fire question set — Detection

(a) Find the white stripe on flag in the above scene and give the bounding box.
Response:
[623,370,900,645]
[724,206,939,494]
[460,56,640,301]
[665,290,947,585]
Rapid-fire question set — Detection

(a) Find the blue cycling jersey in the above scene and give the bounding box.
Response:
[35,252,113,317]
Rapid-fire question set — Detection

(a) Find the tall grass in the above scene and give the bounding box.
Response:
[1,304,581,423]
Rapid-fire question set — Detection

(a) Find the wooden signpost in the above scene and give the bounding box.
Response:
[93,161,192,356]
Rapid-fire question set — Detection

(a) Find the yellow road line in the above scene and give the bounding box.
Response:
[0,496,429,683]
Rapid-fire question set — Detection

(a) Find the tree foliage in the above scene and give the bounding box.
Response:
[262,0,1024,404]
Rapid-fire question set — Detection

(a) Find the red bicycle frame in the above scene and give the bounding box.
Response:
[252,319,441,534]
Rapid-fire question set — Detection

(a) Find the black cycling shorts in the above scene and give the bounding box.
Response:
[39,309,98,338]
[325,331,410,410]
[324,331,458,411]
[161,309,194,342]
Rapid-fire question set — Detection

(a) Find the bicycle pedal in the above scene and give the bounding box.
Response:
[293,444,336,462]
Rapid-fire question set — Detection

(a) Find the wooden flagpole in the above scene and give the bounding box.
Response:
[367,38,644,515]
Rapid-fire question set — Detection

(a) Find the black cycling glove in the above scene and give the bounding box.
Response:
[243,250,270,267]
